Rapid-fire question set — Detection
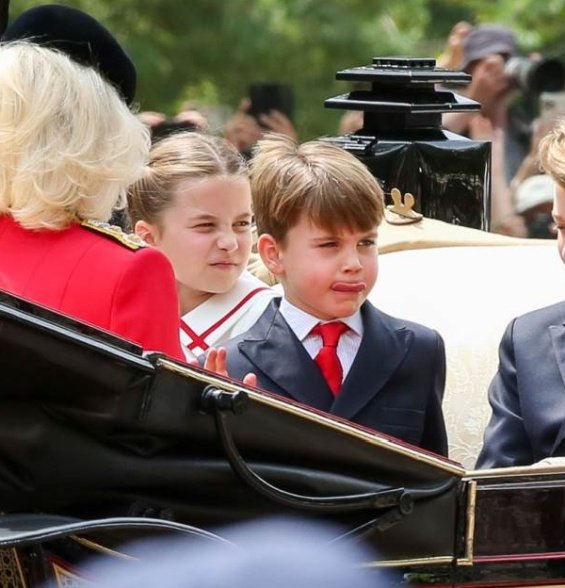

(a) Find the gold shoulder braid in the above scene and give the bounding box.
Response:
[81,219,147,250]
[384,188,423,225]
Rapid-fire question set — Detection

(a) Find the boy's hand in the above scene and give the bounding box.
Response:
[199,347,258,388]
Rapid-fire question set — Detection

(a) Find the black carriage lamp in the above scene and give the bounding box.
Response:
[323,57,491,230]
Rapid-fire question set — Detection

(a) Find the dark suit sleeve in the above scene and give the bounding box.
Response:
[476,319,533,468]
[110,247,184,361]
[420,330,448,457]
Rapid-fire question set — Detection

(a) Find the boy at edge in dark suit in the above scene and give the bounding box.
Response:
[204,133,448,456]
[477,118,565,468]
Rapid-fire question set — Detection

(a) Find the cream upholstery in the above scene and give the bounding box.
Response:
[378,215,549,253]
[374,241,565,469]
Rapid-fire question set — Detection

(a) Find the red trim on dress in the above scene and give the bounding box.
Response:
[180,287,269,352]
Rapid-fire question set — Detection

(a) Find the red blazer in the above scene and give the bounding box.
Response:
[0,215,183,360]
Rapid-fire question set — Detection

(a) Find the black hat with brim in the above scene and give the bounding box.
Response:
[2,4,136,105]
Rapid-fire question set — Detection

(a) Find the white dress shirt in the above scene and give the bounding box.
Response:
[279,298,363,381]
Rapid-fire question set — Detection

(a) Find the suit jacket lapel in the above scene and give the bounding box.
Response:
[548,323,565,455]
[237,299,334,411]
[550,324,565,388]
[330,304,413,420]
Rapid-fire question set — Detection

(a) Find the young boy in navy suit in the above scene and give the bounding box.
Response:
[207,134,448,456]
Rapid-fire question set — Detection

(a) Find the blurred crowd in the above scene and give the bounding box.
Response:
[438,22,562,238]
[138,21,564,241]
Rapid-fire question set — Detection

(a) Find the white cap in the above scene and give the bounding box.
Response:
[515,174,555,214]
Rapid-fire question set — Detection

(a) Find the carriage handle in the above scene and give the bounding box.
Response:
[201,386,456,515]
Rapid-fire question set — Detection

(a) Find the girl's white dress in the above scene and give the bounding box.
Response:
[179,271,277,361]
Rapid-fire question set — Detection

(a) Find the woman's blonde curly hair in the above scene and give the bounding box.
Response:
[0,42,150,230]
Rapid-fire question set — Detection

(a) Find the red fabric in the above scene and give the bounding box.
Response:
[0,215,184,360]
[311,321,349,395]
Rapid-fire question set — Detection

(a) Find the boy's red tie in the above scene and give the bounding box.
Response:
[311,321,349,395]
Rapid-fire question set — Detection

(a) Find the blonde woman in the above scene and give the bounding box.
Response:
[128,132,276,361]
[0,6,183,360]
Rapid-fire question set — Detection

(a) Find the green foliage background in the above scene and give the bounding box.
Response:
[10,0,565,138]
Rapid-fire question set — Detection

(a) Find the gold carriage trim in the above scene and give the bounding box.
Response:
[81,219,147,251]
[0,548,26,588]
[157,358,466,477]
[52,561,92,587]
[71,535,135,560]
[385,188,424,225]
[362,555,454,568]
[457,480,477,566]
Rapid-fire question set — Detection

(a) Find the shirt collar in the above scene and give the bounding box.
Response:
[279,298,363,342]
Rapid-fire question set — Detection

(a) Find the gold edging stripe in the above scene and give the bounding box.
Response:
[466,463,565,479]
[12,548,26,588]
[458,480,476,566]
[509,585,565,588]
[70,535,135,560]
[52,563,88,586]
[158,359,465,477]
[362,555,453,568]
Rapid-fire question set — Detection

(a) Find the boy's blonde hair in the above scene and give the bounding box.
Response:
[250,133,384,241]
[0,42,150,230]
[127,132,247,228]
[539,118,565,189]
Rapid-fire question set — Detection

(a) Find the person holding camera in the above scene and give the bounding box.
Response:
[444,24,565,237]
[443,24,527,237]
[442,25,518,141]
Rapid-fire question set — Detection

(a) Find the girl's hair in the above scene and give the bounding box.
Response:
[0,42,150,230]
[539,117,565,189]
[250,133,384,242]
[127,132,247,228]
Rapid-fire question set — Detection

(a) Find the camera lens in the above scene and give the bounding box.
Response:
[506,57,565,94]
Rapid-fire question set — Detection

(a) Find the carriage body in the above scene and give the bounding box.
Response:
[2,274,565,587]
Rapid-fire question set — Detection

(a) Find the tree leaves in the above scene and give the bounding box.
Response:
[7,0,565,138]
